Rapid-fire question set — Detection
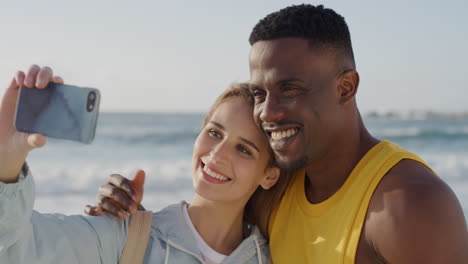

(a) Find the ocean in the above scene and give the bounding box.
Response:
[27,112,468,221]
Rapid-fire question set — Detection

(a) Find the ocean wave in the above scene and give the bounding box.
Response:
[421,153,468,180]
[29,159,194,196]
[95,130,200,146]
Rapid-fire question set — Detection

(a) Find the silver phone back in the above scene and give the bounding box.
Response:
[14,84,100,144]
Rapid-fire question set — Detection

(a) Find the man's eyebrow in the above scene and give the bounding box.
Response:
[276,78,304,85]
[248,78,304,89]
[240,138,260,153]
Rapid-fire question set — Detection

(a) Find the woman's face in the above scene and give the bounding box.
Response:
[192,97,278,204]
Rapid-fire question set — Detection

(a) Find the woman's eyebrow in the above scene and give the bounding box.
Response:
[209,121,225,130]
[210,121,260,153]
[240,138,260,153]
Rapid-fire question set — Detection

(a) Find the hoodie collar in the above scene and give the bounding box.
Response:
[152,201,268,263]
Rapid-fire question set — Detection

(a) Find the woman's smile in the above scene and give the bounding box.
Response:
[201,162,232,184]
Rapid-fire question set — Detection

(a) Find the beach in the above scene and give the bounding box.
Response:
[28,112,468,221]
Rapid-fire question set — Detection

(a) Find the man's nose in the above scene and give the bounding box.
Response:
[259,94,285,123]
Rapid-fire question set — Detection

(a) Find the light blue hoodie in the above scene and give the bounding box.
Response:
[0,165,270,264]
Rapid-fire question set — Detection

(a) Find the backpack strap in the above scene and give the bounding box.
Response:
[119,211,153,264]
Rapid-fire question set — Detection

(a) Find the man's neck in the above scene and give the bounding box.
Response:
[304,119,378,204]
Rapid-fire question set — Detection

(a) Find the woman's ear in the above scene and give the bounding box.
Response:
[260,167,280,190]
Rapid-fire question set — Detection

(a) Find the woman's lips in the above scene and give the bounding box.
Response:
[201,162,231,184]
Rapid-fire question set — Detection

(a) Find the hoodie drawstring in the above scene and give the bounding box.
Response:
[254,237,262,264]
[164,244,170,264]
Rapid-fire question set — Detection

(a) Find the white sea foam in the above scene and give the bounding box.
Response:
[32,158,195,214]
[30,159,193,195]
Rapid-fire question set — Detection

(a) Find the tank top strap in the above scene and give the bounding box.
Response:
[344,141,432,262]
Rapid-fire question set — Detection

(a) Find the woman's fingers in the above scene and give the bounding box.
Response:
[35,66,53,89]
[98,183,137,214]
[26,133,47,149]
[14,71,25,89]
[52,76,64,84]
[23,65,41,88]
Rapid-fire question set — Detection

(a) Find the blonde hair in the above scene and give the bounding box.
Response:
[203,83,293,238]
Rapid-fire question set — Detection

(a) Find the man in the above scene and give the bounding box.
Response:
[247,4,468,264]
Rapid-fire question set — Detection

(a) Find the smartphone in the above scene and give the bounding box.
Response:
[14,83,101,144]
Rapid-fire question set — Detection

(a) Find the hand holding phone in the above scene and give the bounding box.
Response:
[0,65,62,183]
[14,83,100,144]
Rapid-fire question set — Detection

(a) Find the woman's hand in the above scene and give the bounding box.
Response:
[0,65,63,183]
[85,170,146,219]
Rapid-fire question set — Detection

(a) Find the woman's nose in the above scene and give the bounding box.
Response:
[209,140,230,165]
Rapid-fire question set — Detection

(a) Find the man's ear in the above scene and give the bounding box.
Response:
[338,70,359,105]
[260,167,280,190]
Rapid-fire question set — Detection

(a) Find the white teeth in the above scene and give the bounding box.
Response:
[203,166,229,181]
[271,128,298,141]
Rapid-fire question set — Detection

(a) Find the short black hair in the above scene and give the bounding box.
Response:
[249,4,355,66]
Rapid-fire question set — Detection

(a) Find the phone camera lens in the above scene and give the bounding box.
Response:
[88,92,96,101]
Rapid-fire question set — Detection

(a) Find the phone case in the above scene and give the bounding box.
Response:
[14,84,100,144]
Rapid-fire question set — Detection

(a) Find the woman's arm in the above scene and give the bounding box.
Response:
[0,164,129,264]
[0,65,57,183]
[0,66,130,263]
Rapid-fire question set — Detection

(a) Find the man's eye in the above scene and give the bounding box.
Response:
[208,129,222,138]
[252,89,266,102]
[282,86,302,96]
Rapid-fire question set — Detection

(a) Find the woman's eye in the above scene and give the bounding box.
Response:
[237,145,252,156]
[208,129,222,138]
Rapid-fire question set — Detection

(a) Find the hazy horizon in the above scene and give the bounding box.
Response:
[1,0,467,113]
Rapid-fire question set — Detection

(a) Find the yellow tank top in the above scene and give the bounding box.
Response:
[269,141,433,264]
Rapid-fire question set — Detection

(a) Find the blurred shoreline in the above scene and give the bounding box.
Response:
[362,110,468,120]
[101,110,468,120]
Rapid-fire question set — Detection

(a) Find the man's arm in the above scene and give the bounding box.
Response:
[365,160,468,264]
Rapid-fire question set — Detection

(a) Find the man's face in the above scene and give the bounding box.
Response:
[249,38,345,171]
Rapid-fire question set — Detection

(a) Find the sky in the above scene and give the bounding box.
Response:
[0,0,467,113]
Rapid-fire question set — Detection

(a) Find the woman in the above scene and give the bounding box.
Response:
[0,66,290,263]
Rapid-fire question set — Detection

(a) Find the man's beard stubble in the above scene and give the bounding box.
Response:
[277,154,310,173]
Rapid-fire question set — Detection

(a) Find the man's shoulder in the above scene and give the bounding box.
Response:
[362,159,468,263]
[372,159,455,218]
